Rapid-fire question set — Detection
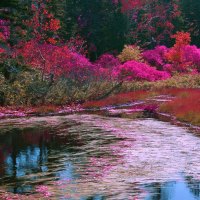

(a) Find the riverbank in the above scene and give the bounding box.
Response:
[0,88,200,134]
[82,88,200,133]
[0,104,83,119]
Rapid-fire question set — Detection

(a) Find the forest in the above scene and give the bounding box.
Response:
[0,0,200,124]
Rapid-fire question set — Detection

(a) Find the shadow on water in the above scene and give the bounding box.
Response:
[0,115,200,199]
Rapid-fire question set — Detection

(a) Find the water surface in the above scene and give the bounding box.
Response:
[0,114,200,199]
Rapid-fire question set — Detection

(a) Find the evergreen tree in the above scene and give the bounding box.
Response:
[181,0,200,46]
[63,0,127,59]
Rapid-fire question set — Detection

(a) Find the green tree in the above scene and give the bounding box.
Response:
[63,0,127,59]
[181,0,200,46]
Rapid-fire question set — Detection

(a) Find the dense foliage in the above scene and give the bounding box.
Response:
[0,0,200,106]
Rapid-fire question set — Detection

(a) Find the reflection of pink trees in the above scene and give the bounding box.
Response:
[35,185,52,198]
[86,157,115,179]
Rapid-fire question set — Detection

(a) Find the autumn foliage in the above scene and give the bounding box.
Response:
[159,89,200,126]
[0,0,200,108]
[165,32,192,71]
[25,2,61,43]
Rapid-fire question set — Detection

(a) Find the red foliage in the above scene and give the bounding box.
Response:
[120,0,181,47]
[0,48,5,54]
[83,90,148,108]
[165,32,192,72]
[67,35,88,55]
[171,31,191,47]
[16,39,94,81]
[23,0,60,43]
[120,0,144,12]
[159,89,200,126]
[0,32,6,42]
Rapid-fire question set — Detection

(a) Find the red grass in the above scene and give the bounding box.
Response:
[83,88,200,126]
[83,90,149,108]
[159,89,200,126]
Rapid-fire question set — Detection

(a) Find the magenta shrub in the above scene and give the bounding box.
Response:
[163,64,173,74]
[95,54,120,68]
[93,54,120,81]
[143,44,200,73]
[66,52,95,82]
[116,60,171,81]
[181,45,200,71]
[18,40,200,84]
[143,45,169,70]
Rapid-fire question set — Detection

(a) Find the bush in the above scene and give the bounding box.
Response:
[95,54,120,68]
[92,54,120,81]
[116,60,171,81]
[118,45,144,63]
[17,39,95,82]
[152,74,200,89]
[2,71,49,106]
[181,45,200,71]
[165,32,192,72]
[143,46,169,70]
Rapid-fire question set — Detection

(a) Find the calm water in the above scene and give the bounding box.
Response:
[0,114,200,199]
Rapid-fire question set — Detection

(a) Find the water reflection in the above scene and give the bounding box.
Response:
[0,124,84,193]
[0,115,200,199]
[145,178,200,200]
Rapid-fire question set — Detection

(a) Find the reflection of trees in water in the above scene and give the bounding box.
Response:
[185,176,200,198]
[0,122,118,194]
[0,126,84,193]
[145,182,175,200]
[85,195,104,200]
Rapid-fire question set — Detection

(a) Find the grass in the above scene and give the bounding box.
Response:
[83,87,200,127]
[159,89,200,126]
[120,74,200,92]
[83,90,150,108]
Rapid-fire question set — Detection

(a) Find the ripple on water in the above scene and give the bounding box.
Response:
[0,114,200,199]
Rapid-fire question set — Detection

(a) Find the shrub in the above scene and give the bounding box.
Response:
[143,46,169,70]
[165,32,192,72]
[152,74,200,89]
[118,45,144,63]
[66,52,95,85]
[181,45,200,71]
[95,54,120,68]
[116,60,171,81]
[171,31,191,46]
[93,54,120,81]
[17,39,94,82]
[3,71,49,106]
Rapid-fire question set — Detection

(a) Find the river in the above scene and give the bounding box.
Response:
[0,114,200,199]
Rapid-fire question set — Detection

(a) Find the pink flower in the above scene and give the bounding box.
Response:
[116,60,170,81]
[143,45,169,69]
